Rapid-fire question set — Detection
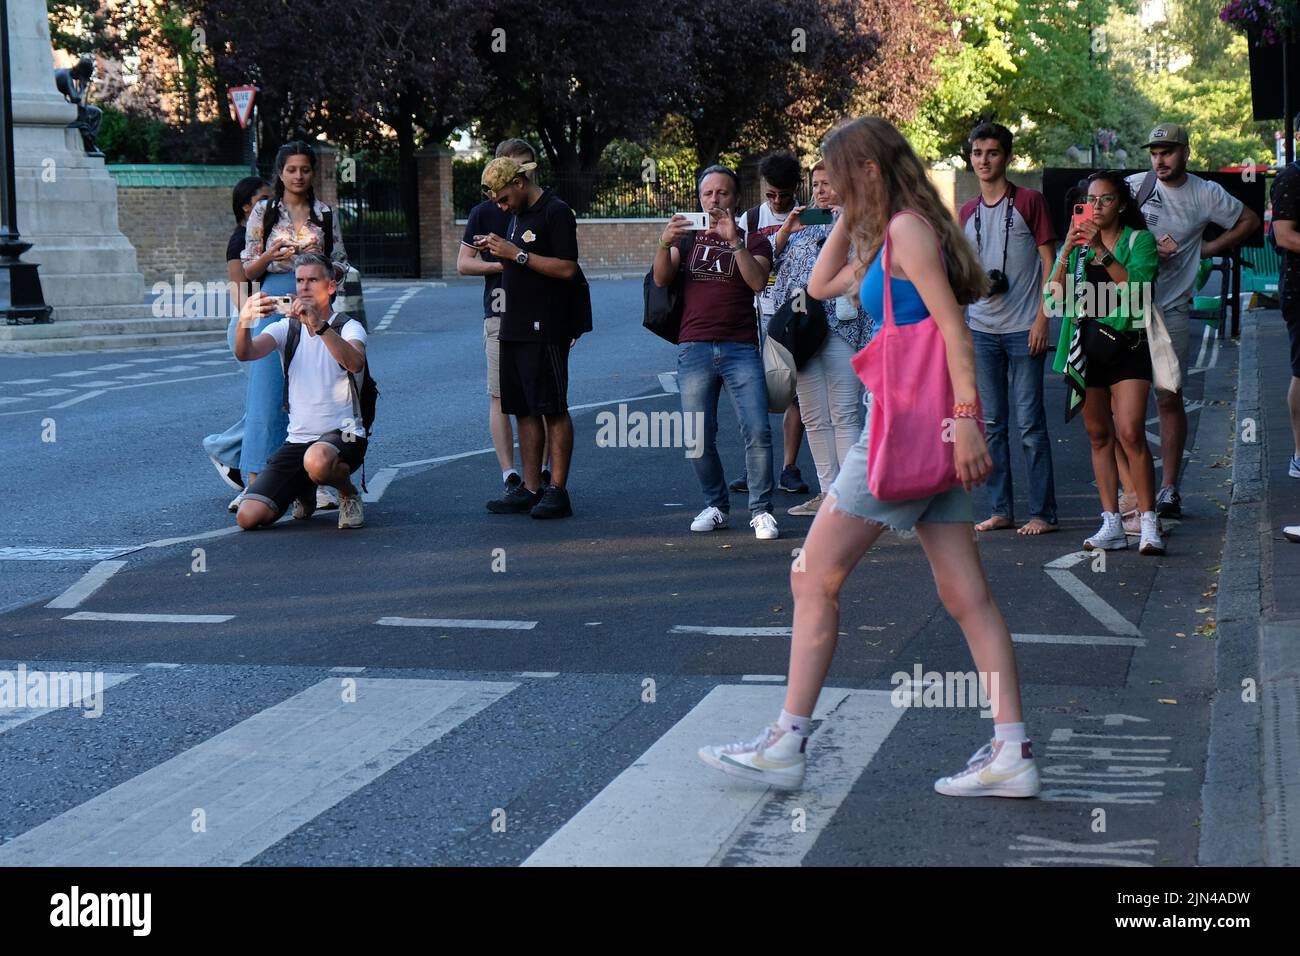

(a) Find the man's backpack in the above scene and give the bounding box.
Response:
[281,313,379,488]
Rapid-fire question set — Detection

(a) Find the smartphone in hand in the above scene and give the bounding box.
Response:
[677,212,709,230]
[1070,203,1094,245]
[270,295,295,315]
[798,207,834,226]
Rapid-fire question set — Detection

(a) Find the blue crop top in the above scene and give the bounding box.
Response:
[860,245,930,336]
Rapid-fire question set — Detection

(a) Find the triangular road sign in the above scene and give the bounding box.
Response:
[229,86,257,129]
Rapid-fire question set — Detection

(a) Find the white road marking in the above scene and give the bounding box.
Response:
[672,625,792,636]
[144,663,182,669]
[375,286,421,332]
[2,378,48,385]
[51,370,96,378]
[63,611,233,624]
[24,388,74,397]
[0,397,28,405]
[117,372,164,380]
[105,372,239,391]
[522,685,902,867]
[70,380,121,387]
[517,671,559,678]
[0,677,517,866]
[127,358,170,363]
[330,666,366,673]
[741,674,786,682]
[141,526,241,550]
[1044,551,1141,637]
[154,365,201,373]
[0,547,139,561]
[88,364,133,371]
[195,359,231,366]
[45,560,127,609]
[361,466,398,503]
[376,616,537,630]
[0,672,136,736]
[657,372,679,394]
[50,390,106,409]
[1012,632,1146,648]
[569,392,672,412]
[392,447,496,469]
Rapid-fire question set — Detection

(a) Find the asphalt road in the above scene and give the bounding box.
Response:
[0,279,1233,866]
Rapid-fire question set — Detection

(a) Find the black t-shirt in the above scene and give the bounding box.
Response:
[499,188,580,343]
[463,200,513,318]
[227,225,246,263]
[1273,162,1300,306]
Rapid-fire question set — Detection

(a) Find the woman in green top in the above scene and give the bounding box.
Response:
[1045,170,1164,556]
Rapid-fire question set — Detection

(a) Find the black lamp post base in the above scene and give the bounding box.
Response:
[1,260,54,325]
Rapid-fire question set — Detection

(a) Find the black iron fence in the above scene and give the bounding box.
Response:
[454,163,699,220]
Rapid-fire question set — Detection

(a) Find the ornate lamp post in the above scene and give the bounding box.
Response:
[0,0,52,324]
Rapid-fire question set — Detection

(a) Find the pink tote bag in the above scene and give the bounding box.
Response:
[850,212,981,502]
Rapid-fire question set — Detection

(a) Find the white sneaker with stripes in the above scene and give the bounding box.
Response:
[934,738,1040,798]
[698,723,807,790]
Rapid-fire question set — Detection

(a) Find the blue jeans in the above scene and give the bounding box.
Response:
[677,341,773,516]
[972,328,1057,524]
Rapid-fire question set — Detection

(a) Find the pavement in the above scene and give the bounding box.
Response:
[0,279,1290,869]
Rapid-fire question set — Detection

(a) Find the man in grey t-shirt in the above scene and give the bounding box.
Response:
[960,123,1059,536]
[1123,123,1259,519]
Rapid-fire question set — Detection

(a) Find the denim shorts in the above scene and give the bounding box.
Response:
[827,397,973,534]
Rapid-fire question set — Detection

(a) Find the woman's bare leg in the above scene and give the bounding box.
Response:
[783,498,885,718]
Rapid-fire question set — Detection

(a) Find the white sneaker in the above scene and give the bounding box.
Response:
[750,511,779,540]
[934,738,1041,798]
[227,491,246,513]
[1083,511,1127,551]
[338,493,364,529]
[1285,526,1300,543]
[1138,511,1165,555]
[316,485,340,510]
[690,506,728,532]
[698,723,807,790]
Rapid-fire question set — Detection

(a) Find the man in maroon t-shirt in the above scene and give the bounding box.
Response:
[653,165,779,539]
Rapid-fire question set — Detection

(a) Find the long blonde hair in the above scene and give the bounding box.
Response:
[822,116,987,306]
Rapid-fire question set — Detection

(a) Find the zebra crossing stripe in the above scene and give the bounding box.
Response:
[0,673,136,736]
[521,685,903,867]
[0,677,516,866]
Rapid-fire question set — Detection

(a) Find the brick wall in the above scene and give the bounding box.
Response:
[115,184,233,287]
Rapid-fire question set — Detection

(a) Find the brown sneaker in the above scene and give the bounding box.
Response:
[338,493,364,529]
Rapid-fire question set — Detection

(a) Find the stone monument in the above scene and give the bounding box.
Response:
[6,0,144,311]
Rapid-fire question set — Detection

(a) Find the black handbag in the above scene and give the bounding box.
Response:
[768,290,829,369]
[1079,317,1126,364]
[643,238,689,344]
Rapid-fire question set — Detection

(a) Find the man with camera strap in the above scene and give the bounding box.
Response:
[959,123,1059,537]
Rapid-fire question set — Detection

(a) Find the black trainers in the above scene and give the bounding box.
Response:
[531,484,573,519]
[1155,486,1182,518]
[487,484,542,514]
[779,465,809,494]
[541,468,552,488]
[729,476,748,493]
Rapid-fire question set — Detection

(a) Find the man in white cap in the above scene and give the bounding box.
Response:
[1123,123,1259,522]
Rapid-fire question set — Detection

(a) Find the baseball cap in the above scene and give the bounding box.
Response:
[481,157,537,197]
[1141,123,1190,150]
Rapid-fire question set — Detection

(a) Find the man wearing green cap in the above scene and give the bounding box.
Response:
[474,156,582,519]
[1123,123,1259,522]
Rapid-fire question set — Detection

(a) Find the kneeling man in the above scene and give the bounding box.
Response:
[234,253,368,530]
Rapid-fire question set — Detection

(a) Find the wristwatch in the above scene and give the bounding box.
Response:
[731,238,745,251]
[314,321,332,335]
[1097,248,1115,267]
[515,250,530,266]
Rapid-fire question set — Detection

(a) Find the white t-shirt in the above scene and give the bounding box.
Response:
[740,202,790,316]
[264,314,367,443]
[1126,172,1244,311]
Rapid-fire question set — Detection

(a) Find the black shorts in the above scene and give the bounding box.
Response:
[499,340,570,417]
[1284,298,1300,378]
[243,429,367,518]
[1085,332,1152,389]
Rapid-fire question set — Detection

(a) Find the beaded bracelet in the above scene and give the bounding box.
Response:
[952,402,978,419]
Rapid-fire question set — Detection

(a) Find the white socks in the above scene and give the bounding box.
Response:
[778,709,812,737]
[504,470,518,483]
[994,722,1028,744]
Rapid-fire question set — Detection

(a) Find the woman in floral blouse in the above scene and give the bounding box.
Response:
[237,141,349,491]
[770,161,871,516]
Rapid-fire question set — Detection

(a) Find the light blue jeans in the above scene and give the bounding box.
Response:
[239,271,294,475]
[677,341,773,516]
[972,328,1057,524]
